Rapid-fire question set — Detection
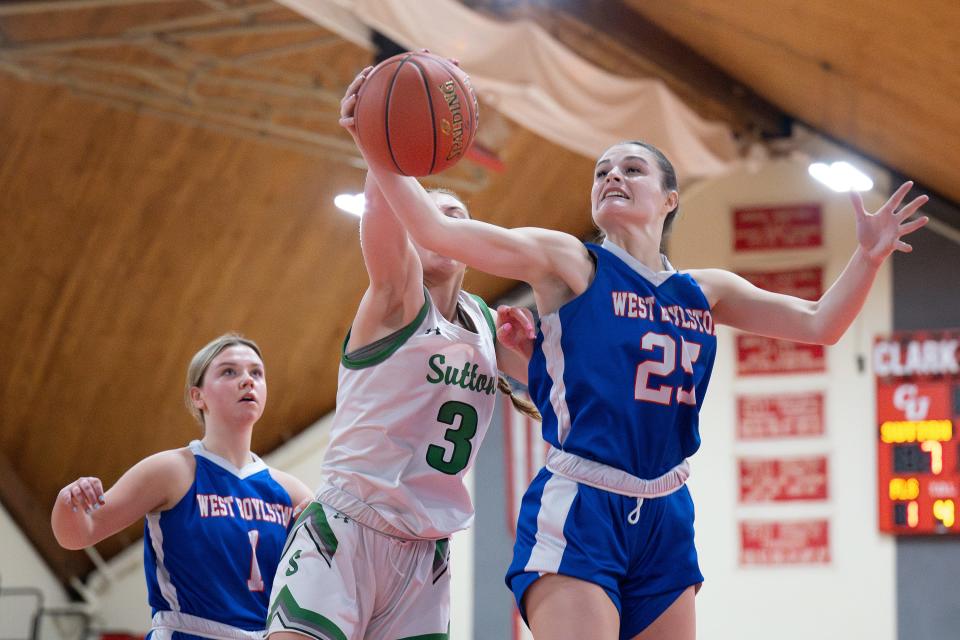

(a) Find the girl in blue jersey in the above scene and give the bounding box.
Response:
[340,69,929,640]
[52,334,312,639]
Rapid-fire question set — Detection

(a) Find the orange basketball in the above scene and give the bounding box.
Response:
[354,51,479,177]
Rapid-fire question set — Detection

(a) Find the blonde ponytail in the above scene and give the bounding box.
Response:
[497,376,541,421]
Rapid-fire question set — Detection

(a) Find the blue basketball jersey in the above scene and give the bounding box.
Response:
[528,240,717,480]
[143,441,294,637]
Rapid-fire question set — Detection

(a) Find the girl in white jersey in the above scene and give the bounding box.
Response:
[338,63,931,640]
[265,70,533,640]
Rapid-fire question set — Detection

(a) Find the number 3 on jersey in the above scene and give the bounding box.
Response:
[427,400,478,475]
[635,332,702,406]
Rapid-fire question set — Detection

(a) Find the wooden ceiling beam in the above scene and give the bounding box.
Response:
[462,0,792,140]
[0,450,90,589]
[0,0,172,16]
[462,1,960,235]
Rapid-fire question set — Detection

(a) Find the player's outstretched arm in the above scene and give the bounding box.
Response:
[359,168,423,300]
[693,182,928,344]
[343,69,422,303]
[338,70,590,300]
[51,449,192,550]
[337,69,427,347]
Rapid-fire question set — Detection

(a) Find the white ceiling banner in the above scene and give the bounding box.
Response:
[279,0,738,182]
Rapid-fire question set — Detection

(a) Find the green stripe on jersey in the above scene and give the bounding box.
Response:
[341,293,430,369]
[397,631,449,640]
[281,502,338,566]
[268,585,347,640]
[432,538,450,583]
[468,293,496,340]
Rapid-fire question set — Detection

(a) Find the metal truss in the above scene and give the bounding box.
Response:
[0,0,492,191]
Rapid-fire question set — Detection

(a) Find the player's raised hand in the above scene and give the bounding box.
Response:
[339,65,373,136]
[497,305,536,359]
[852,181,929,265]
[59,476,105,514]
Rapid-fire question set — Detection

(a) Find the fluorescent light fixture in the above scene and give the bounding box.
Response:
[335,193,365,217]
[808,161,873,192]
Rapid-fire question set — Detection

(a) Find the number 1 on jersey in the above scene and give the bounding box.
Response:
[634,332,702,406]
[246,529,264,592]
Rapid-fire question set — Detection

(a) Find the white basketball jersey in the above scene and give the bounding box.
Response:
[318,290,498,539]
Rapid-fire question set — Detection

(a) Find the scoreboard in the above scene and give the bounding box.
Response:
[874,331,960,534]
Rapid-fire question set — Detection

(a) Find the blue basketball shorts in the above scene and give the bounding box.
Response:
[506,468,704,639]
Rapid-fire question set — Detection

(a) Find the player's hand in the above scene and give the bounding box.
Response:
[497,305,536,359]
[288,497,313,532]
[339,65,374,138]
[852,181,929,265]
[292,497,311,521]
[419,48,460,67]
[59,477,105,514]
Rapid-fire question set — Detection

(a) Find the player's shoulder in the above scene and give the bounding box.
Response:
[137,447,196,481]
[116,447,196,511]
[680,267,728,281]
[267,467,312,505]
[680,268,743,308]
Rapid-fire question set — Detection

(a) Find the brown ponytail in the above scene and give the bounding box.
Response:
[497,376,542,421]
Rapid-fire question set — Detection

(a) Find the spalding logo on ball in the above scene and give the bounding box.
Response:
[354,51,480,177]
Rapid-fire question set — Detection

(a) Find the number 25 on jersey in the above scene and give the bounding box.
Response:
[634,332,702,406]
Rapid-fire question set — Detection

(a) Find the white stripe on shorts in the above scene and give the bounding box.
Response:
[152,611,265,640]
[546,447,690,498]
[540,314,572,446]
[524,473,578,574]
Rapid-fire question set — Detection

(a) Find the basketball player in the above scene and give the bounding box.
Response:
[52,334,313,639]
[340,68,929,639]
[264,70,534,639]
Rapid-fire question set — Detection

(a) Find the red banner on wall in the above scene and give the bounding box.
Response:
[737,392,825,439]
[733,204,823,251]
[736,335,826,375]
[739,266,824,300]
[738,456,829,503]
[739,519,831,565]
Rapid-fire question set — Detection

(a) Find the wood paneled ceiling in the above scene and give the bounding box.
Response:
[624,0,960,211]
[2,0,957,590]
[0,0,595,586]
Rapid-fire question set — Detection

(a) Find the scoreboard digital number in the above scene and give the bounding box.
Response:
[874,331,960,535]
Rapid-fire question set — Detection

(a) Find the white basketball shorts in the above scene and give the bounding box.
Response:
[266,501,451,640]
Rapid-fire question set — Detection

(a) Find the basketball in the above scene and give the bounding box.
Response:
[354,51,479,177]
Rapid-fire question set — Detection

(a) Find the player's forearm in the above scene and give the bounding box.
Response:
[51,501,96,550]
[812,247,881,344]
[496,342,530,385]
[365,164,455,253]
[360,170,407,238]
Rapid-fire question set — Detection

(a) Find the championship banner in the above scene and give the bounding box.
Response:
[733,203,822,251]
[739,519,831,565]
[502,405,548,640]
[738,456,829,503]
[737,392,825,439]
[874,330,960,535]
[736,334,826,375]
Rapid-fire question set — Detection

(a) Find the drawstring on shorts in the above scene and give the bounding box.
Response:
[627,497,644,525]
